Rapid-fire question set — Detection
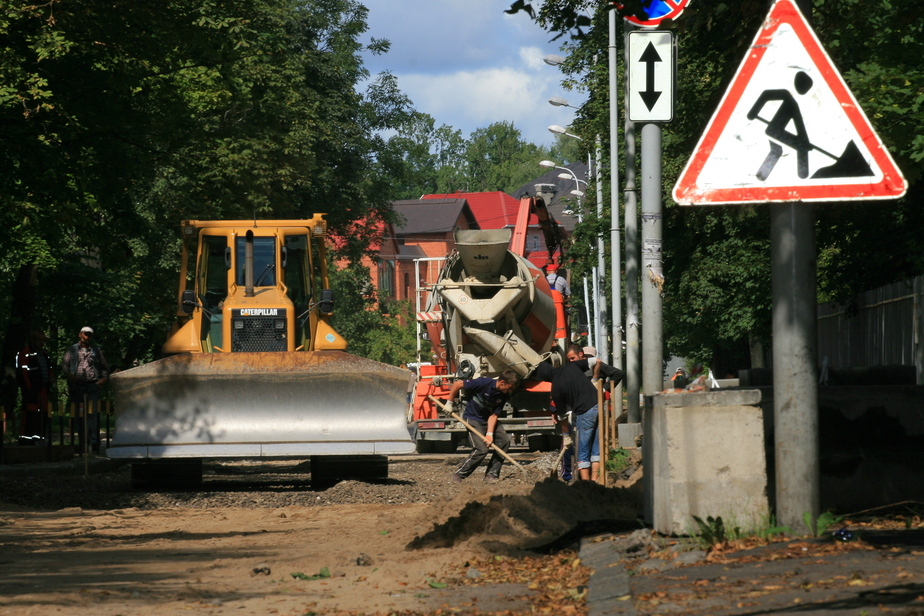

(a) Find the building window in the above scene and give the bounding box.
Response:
[531,235,540,251]
[378,260,395,299]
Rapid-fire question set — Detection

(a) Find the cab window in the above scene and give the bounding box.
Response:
[235,236,276,286]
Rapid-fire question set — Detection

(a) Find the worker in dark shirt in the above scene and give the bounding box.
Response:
[532,357,602,481]
[567,345,624,385]
[447,369,520,484]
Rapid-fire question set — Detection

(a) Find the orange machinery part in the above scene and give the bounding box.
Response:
[411,362,552,422]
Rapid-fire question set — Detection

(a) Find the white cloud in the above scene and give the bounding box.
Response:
[518,46,548,71]
[396,66,582,146]
[358,0,587,146]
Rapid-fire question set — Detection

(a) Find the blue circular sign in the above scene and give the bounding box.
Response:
[620,0,690,27]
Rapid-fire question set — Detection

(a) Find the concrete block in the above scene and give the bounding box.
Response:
[644,390,769,535]
[617,423,642,449]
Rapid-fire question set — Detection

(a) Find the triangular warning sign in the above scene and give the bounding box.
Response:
[673,0,907,205]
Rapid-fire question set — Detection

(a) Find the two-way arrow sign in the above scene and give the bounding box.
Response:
[628,31,675,123]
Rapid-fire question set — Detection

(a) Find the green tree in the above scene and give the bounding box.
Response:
[512,0,924,373]
[464,121,551,194]
[378,111,467,200]
[0,0,415,414]
[328,264,419,366]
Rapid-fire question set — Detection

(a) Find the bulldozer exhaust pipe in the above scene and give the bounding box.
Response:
[245,231,255,297]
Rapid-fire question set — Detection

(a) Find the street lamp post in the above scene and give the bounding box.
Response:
[548,125,607,359]
[540,159,594,348]
[545,59,622,376]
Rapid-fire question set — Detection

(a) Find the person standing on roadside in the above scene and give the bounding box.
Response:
[61,326,110,452]
[16,330,54,442]
[447,369,520,484]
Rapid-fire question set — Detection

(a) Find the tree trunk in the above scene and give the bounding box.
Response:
[1,264,39,436]
[749,333,766,369]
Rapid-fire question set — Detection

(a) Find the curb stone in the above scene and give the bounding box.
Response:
[580,537,636,616]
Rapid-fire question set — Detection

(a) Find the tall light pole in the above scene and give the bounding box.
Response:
[547,101,611,361]
[540,159,594,348]
[548,125,606,358]
[607,6,623,417]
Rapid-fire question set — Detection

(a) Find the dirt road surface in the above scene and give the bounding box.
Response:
[0,453,644,616]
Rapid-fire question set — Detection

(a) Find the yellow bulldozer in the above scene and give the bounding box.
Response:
[107,217,415,487]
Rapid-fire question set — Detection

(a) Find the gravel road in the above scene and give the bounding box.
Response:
[0,451,566,512]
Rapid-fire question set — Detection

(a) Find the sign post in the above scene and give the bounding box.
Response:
[620,0,688,438]
[672,0,907,534]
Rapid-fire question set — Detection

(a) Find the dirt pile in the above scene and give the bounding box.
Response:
[408,475,643,553]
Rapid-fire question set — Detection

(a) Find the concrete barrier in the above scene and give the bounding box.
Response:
[644,390,768,535]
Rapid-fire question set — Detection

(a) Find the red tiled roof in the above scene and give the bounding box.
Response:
[421,191,538,228]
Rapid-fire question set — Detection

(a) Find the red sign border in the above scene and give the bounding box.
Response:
[621,0,690,28]
[672,0,907,205]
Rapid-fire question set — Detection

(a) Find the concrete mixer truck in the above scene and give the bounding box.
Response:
[409,197,571,452]
[107,217,415,487]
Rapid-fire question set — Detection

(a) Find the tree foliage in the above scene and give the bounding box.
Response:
[383,117,580,200]
[328,263,419,366]
[0,0,415,410]
[510,0,924,372]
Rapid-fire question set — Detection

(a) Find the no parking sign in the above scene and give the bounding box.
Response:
[618,0,690,28]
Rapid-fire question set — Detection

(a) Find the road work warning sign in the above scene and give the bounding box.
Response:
[672,0,906,205]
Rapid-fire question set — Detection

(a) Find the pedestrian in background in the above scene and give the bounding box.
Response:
[545,262,571,298]
[15,330,54,443]
[61,326,110,452]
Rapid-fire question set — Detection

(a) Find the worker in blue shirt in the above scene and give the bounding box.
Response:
[447,369,520,484]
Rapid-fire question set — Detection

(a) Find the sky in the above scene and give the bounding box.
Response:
[358,0,587,148]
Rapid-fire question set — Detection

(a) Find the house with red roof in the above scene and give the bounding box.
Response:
[391,198,478,307]
[332,199,478,312]
[421,191,564,269]
[334,183,578,313]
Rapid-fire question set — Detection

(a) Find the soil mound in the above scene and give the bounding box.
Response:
[407,476,643,553]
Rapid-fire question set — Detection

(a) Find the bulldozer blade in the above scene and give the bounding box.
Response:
[107,351,415,459]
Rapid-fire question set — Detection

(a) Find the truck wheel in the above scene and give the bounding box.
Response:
[310,455,388,488]
[131,459,203,490]
[527,433,551,452]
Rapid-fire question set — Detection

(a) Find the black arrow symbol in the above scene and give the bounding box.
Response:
[639,42,662,111]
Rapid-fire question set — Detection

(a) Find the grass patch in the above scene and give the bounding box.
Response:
[605,448,633,474]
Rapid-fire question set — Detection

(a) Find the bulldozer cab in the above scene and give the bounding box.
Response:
[164,217,345,355]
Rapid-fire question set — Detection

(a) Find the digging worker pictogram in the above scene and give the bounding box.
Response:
[747,69,874,182]
[747,70,814,181]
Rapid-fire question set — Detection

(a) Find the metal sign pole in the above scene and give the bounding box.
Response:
[770,205,820,534]
[609,6,624,413]
[624,21,641,426]
[640,122,664,397]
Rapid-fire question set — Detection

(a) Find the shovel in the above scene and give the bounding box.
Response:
[427,395,528,476]
[550,443,569,479]
[753,115,873,179]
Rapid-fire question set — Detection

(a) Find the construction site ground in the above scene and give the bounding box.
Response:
[0,449,922,616]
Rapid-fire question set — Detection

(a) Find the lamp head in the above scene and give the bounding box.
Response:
[543,54,566,66]
[539,160,557,168]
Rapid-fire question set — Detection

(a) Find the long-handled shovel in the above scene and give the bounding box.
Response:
[427,395,528,476]
[550,444,569,479]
